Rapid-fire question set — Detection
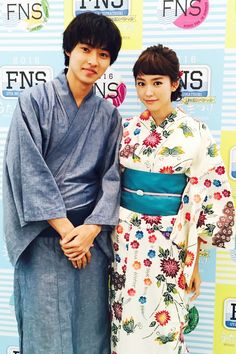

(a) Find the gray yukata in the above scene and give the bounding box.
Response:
[3,72,122,354]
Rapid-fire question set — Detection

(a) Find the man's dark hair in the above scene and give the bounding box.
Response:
[63,12,122,66]
[133,44,182,101]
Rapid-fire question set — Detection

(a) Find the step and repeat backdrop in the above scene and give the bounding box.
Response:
[0,1,236,353]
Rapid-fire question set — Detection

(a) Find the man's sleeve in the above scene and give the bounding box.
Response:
[4,94,66,227]
[84,109,122,227]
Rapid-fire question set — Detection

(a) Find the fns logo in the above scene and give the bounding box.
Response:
[74,0,130,16]
[0,66,53,98]
[0,0,49,31]
[156,0,209,29]
[95,67,127,107]
[224,298,236,330]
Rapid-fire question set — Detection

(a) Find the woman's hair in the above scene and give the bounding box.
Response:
[63,12,122,66]
[133,44,182,101]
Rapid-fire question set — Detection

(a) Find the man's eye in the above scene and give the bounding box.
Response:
[136,82,144,86]
[100,52,110,58]
[154,81,161,86]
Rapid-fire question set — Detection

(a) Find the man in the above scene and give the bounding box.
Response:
[3,12,122,354]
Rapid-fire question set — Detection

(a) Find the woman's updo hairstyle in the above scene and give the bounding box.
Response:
[133,44,182,101]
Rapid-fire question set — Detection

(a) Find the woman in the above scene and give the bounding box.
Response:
[111,44,235,353]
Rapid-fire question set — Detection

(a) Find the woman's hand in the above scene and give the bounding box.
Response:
[60,224,101,260]
[186,262,201,302]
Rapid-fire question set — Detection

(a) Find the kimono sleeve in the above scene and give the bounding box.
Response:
[84,109,122,227]
[4,93,66,227]
[194,123,235,250]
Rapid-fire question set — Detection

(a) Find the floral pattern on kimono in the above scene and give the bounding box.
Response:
[111,108,235,354]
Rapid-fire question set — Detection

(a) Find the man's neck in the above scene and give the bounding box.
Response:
[66,71,93,107]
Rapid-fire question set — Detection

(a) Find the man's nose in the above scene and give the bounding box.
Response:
[87,51,98,66]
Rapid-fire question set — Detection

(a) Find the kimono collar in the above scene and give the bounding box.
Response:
[54,72,95,113]
[139,107,185,129]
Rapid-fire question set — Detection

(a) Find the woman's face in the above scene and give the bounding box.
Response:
[135,74,179,115]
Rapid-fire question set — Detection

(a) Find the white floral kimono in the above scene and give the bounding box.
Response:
[111,108,235,354]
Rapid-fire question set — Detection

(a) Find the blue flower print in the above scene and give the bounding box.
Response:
[135,231,144,240]
[123,122,129,128]
[213,179,221,187]
[115,254,121,263]
[183,195,189,204]
[148,250,156,258]
[139,296,147,304]
[134,128,141,135]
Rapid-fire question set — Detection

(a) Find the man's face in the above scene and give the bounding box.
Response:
[66,43,111,87]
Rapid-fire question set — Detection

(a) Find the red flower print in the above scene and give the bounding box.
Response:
[122,265,127,273]
[131,240,140,249]
[171,217,176,225]
[190,177,198,185]
[155,310,171,326]
[197,211,206,227]
[116,224,123,234]
[160,258,180,278]
[178,272,186,290]
[124,233,130,241]
[214,192,222,200]
[204,179,211,188]
[124,257,127,264]
[159,166,174,174]
[112,301,123,321]
[148,235,157,243]
[185,212,191,221]
[185,251,194,267]
[127,288,136,296]
[143,131,162,148]
[142,215,162,225]
[222,189,231,197]
[140,110,151,121]
[124,137,131,144]
[136,122,141,127]
[215,166,225,175]
[144,259,152,267]
[113,243,119,251]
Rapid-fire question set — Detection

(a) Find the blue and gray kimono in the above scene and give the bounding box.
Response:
[3,72,122,354]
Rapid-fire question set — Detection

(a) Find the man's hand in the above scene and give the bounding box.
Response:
[60,224,101,260]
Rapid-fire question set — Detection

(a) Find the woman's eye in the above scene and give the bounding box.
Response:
[154,81,161,86]
[81,47,89,52]
[136,82,144,86]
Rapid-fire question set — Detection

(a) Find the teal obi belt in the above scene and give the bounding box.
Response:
[121,168,187,216]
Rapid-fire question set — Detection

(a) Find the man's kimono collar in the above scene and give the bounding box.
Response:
[54,72,95,114]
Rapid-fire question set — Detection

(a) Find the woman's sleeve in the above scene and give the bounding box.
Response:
[194,123,235,250]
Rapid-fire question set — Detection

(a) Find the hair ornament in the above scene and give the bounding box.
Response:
[178,70,184,78]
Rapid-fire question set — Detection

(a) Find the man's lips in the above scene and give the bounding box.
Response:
[82,68,97,74]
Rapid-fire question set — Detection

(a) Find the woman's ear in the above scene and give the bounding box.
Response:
[171,80,180,92]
